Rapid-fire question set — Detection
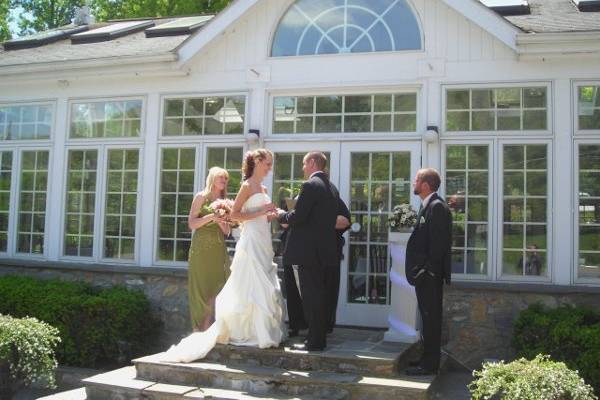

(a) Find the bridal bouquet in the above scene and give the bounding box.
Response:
[208,199,237,225]
[388,204,417,231]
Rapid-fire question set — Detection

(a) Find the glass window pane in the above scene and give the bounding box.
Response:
[447,90,469,110]
[271,0,421,57]
[70,100,141,138]
[316,96,342,113]
[472,90,495,109]
[523,88,546,108]
[158,148,195,262]
[17,151,49,254]
[0,152,12,252]
[502,144,548,277]
[63,150,97,257]
[394,94,416,112]
[446,111,469,131]
[345,96,371,113]
[104,149,139,260]
[0,104,53,141]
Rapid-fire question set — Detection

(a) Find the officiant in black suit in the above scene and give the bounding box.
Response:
[277,151,339,351]
[405,168,452,375]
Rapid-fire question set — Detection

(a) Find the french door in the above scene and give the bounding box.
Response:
[337,142,421,327]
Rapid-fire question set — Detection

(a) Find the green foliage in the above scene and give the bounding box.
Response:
[10,0,232,36]
[0,0,10,41]
[0,275,159,368]
[513,304,600,395]
[91,0,232,21]
[11,0,84,36]
[469,355,596,400]
[0,314,60,394]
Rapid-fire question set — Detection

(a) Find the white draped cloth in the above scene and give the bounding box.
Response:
[161,193,285,363]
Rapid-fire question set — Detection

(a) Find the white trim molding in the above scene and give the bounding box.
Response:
[517,32,600,61]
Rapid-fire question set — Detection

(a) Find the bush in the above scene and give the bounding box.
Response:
[0,314,60,397]
[0,275,159,368]
[513,304,600,395]
[469,355,597,400]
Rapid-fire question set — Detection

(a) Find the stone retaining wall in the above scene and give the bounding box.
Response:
[1,259,599,369]
[443,283,600,369]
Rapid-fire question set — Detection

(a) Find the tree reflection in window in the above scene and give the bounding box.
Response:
[272,0,422,57]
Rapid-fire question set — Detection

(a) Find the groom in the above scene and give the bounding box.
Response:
[277,151,339,351]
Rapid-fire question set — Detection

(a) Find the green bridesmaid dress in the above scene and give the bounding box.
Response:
[188,199,230,330]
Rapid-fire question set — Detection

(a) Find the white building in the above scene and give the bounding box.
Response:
[0,0,599,331]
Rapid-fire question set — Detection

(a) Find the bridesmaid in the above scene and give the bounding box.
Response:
[187,167,232,332]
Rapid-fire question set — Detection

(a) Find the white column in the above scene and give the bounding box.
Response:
[384,231,420,343]
[552,79,574,285]
[138,93,160,267]
[46,96,68,261]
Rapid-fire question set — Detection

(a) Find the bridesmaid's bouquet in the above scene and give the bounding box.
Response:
[208,199,237,225]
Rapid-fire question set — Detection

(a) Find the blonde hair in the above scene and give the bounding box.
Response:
[242,148,273,180]
[201,167,229,199]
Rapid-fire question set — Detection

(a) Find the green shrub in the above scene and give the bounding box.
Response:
[469,355,597,400]
[513,304,600,395]
[0,314,60,397]
[0,275,159,368]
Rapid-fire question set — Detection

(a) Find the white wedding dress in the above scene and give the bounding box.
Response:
[161,192,285,363]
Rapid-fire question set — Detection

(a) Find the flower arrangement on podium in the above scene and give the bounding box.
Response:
[388,203,417,232]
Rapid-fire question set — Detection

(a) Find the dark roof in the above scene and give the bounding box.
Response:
[502,0,600,33]
[0,17,213,68]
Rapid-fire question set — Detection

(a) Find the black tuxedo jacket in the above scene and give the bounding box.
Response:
[405,193,452,286]
[279,172,339,267]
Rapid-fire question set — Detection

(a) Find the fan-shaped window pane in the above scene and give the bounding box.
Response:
[272,0,422,57]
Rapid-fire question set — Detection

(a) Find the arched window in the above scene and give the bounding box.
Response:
[271,0,422,57]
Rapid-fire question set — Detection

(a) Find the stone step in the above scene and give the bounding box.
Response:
[134,358,434,400]
[82,366,326,399]
[38,387,88,400]
[137,335,414,378]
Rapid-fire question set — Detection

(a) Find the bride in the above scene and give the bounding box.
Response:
[162,149,285,362]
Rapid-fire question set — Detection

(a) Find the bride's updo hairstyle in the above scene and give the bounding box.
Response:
[242,148,273,181]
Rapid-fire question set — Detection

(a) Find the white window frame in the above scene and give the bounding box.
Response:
[574,139,600,285]
[66,96,146,142]
[158,92,249,141]
[266,86,423,142]
[572,80,600,136]
[0,149,15,257]
[441,82,553,137]
[9,146,53,260]
[0,100,56,143]
[58,144,143,264]
[268,0,425,58]
[153,140,246,267]
[440,139,495,281]
[99,145,144,264]
[496,138,553,283]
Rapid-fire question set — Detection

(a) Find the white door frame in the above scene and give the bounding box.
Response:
[263,141,341,195]
[337,141,422,327]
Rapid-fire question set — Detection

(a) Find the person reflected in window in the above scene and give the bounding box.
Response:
[524,244,542,276]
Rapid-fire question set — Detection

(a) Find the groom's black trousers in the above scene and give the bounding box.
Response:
[283,263,307,331]
[415,274,443,371]
[298,263,330,349]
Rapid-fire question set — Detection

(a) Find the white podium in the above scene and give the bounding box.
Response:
[383,230,420,343]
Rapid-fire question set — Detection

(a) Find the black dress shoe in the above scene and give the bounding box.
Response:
[292,343,325,352]
[405,366,438,376]
[408,359,422,367]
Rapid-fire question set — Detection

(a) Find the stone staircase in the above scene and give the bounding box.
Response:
[52,328,440,399]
